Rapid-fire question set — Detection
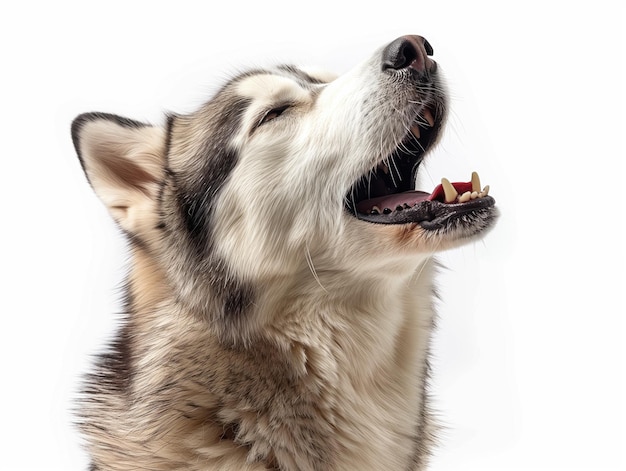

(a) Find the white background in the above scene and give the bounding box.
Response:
[1,1,623,470]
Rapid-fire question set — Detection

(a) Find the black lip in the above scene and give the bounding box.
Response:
[354,196,496,228]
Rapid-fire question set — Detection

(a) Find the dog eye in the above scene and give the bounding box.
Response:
[259,105,290,125]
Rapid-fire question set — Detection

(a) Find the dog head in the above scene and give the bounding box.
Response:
[72,36,497,341]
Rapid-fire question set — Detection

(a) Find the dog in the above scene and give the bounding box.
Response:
[71,35,497,470]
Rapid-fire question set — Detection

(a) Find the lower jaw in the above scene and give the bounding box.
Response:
[352,196,496,228]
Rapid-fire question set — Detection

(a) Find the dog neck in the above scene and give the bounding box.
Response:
[120,243,438,470]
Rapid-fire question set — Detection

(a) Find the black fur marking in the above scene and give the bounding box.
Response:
[169,98,249,252]
[219,421,240,441]
[173,144,238,253]
[84,320,134,396]
[216,273,256,336]
[277,64,328,85]
[80,285,136,402]
[178,190,206,248]
[223,282,253,318]
[162,95,258,339]
[124,229,150,252]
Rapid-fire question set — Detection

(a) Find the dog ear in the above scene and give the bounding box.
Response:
[71,112,166,234]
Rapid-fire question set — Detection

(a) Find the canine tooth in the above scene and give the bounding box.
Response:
[482,185,490,196]
[410,124,421,139]
[470,191,479,200]
[459,191,471,203]
[441,178,458,203]
[423,108,435,127]
[471,171,481,193]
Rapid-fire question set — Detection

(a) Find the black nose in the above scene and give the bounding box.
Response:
[382,35,436,73]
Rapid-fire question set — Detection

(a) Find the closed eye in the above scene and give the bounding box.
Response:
[259,104,290,126]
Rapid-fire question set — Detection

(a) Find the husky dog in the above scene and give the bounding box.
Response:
[71,35,497,470]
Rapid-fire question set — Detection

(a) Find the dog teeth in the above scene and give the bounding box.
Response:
[441,178,458,203]
[471,171,481,193]
[363,173,491,215]
[410,124,421,139]
[458,191,471,203]
[442,172,490,204]
[423,108,435,127]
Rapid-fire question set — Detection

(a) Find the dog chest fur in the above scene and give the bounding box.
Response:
[80,244,437,470]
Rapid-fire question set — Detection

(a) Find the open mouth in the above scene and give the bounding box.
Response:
[345,107,495,229]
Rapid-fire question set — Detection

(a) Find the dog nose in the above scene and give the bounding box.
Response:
[381,35,436,73]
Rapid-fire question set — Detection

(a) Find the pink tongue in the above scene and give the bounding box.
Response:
[356,180,474,215]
